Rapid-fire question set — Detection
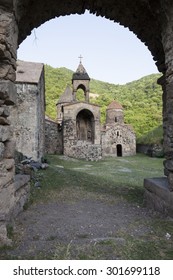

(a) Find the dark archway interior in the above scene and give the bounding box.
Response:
[76,109,94,143]
[117,144,122,157]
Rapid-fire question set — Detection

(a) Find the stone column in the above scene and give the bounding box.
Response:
[72,90,77,101]
[0,7,18,245]
[85,90,90,103]
[161,5,173,191]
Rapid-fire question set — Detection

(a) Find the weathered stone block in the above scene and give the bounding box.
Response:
[12,174,30,218]
[0,106,10,117]
[4,139,15,158]
[144,177,173,216]
[0,126,11,142]
[164,159,173,171]
[3,158,15,171]
[0,142,5,159]
[0,182,15,218]
[0,116,10,125]
[0,80,16,105]
[0,175,13,189]
[0,100,5,105]
[14,174,30,192]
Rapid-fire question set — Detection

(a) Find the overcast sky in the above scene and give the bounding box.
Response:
[17,10,159,85]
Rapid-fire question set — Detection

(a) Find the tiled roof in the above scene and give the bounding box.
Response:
[107,100,123,110]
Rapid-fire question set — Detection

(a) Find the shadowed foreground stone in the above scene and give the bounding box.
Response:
[144,177,173,217]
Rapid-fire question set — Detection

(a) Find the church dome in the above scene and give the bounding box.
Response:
[107,100,123,110]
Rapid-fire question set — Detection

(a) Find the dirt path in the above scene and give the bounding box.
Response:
[1,188,161,260]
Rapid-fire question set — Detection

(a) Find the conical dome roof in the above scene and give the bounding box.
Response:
[107,100,123,110]
[57,85,73,104]
[72,62,90,80]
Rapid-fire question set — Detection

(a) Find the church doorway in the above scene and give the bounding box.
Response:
[117,144,122,157]
[76,109,94,143]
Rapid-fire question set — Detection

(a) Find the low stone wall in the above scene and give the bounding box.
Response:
[13,174,30,218]
[45,119,63,154]
[144,177,173,217]
[64,141,102,161]
[0,174,30,246]
[137,144,164,157]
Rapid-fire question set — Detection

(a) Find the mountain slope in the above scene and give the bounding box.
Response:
[45,65,162,140]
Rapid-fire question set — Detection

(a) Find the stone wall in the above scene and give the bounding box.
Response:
[0,83,32,244]
[161,4,173,191]
[65,141,102,161]
[102,125,136,157]
[9,72,45,161]
[0,8,30,246]
[45,118,63,154]
[137,144,164,158]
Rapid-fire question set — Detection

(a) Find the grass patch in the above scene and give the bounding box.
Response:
[32,154,164,206]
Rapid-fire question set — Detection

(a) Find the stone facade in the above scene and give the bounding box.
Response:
[63,102,102,160]
[10,60,45,161]
[102,101,136,157]
[55,62,102,160]
[1,0,173,243]
[102,125,136,157]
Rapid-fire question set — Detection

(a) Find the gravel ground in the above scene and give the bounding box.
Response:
[0,189,159,259]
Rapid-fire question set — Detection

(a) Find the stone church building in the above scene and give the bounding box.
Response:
[46,60,136,160]
[11,59,136,162]
[10,60,45,161]
[102,100,136,157]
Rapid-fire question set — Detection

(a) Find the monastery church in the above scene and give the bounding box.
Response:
[12,59,136,161]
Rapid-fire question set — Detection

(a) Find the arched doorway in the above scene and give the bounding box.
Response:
[76,109,94,143]
[117,144,122,157]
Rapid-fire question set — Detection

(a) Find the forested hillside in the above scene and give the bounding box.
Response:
[45,65,162,140]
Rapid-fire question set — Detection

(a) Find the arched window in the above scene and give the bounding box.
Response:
[76,84,86,101]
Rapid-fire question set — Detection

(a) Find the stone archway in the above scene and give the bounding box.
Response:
[76,109,94,143]
[1,0,173,244]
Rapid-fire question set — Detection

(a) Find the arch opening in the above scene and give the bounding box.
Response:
[17,10,159,85]
[117,144,122,157]
[76,109,94,143]
[76,86,86,102]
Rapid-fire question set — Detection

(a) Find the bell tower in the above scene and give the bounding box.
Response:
[72,55,90,102]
